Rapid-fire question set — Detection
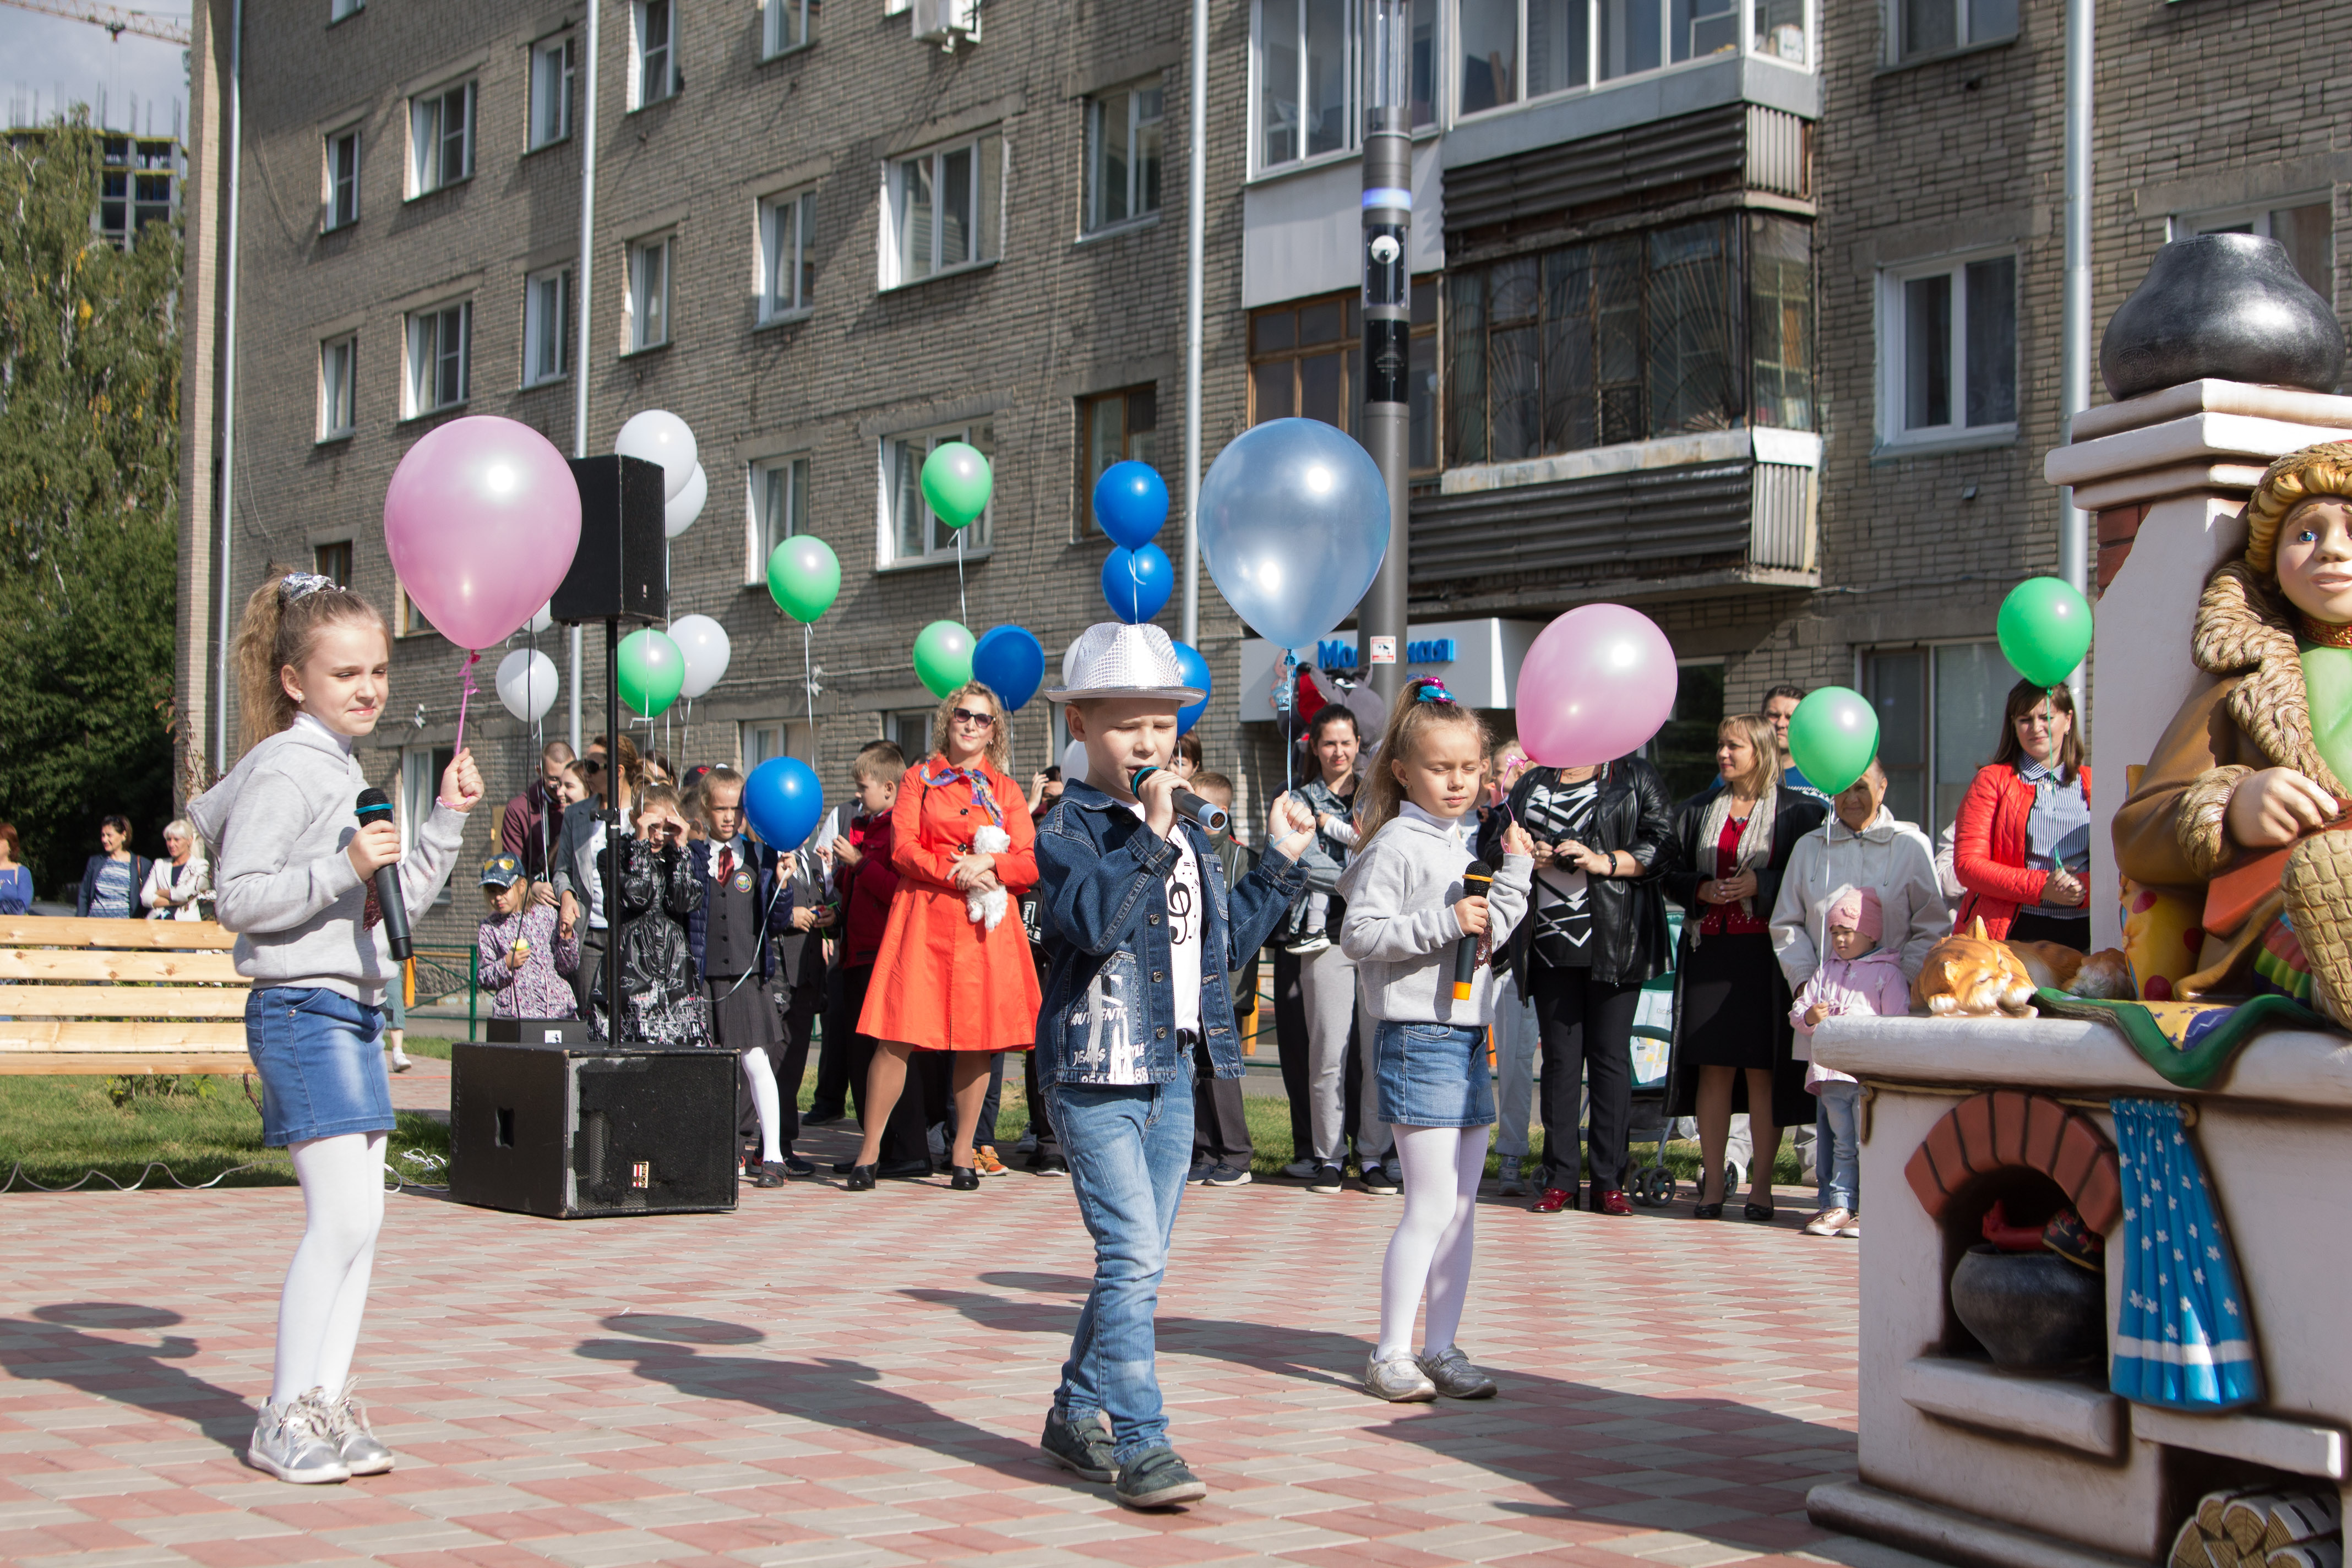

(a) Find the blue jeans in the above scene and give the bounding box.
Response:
[1048,1080,1195,1467]
[1815,1080,1861,1212]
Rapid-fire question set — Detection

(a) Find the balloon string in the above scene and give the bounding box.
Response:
[453,650,481,752]
[956,531,968,628]
[803,623,816,729]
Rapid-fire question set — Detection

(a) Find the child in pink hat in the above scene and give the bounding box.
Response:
[1788,885,1905,1238]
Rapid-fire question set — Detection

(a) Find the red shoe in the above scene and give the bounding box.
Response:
[1528,1186,1576,1214]
[1595,1189,1633,1216]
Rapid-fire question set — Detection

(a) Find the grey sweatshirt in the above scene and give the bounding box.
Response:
[188,715,469,1004]
[1336,803,1533,1026]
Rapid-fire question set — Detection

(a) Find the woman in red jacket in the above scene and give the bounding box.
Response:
[1952,680,2093,948]
[849,682,1042,1191]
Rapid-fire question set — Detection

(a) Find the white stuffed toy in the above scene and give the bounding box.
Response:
[966,825,1011,930]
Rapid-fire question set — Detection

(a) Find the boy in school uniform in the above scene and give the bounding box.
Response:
[1031,623,1316,1510]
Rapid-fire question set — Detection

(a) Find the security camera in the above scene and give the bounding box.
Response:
[1369,235,1401,265]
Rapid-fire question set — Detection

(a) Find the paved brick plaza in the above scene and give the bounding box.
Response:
[1,1121,1904,1568]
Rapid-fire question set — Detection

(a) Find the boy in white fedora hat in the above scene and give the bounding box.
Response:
[1032,621,1317,1509]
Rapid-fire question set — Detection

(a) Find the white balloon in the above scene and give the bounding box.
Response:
[496,648,560,724]
[614,409,698,502]
[1061,739,1090,787]
[525,601,553,635]
[671,613,731,700]
[663,463,707,539]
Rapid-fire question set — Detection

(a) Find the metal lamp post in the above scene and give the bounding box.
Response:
[1358,0,1413,706]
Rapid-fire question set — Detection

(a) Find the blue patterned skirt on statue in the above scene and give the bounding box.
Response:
[2109,1097,2261,1411]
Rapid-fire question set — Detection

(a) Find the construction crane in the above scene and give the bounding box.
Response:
[0,0,188,45]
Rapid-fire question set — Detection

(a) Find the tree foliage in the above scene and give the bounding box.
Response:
[0,113,181,898]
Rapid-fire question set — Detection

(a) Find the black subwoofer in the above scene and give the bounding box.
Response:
[552,454,668,625]
[449,1042,738,1218]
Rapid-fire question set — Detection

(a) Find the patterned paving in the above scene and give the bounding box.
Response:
[0,1121,1904,1568]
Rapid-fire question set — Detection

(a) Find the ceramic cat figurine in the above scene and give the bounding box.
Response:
[2008,940,2136,999]
[1915,918,2039,1018]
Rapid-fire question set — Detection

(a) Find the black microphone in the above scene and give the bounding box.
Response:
[1129,766,1230,835]
[1452,859,1494,1002]
[354,788,412,962]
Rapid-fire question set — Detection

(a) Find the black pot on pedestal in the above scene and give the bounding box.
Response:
[1948,1244,2106,1373]
[2099,232,2343,401]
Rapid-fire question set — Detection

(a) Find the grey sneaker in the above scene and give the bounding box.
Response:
[314,1380,394,1475]
[1363,1350,1438,1403]
[1038,1411,1117,1483]
[1281,1158,1318,1180]
[1417,1344,1498,1400]
[1113,1446,1208,1510]
[248,1391,350,1483]
[1497,1157,1526,1196]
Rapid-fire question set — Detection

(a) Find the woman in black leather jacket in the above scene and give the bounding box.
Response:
[1479,754,1673,1215]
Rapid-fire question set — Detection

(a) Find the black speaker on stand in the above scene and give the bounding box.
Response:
[449,1042,738,1217]
[553,453,667,1035]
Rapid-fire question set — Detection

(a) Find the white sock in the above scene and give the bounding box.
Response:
[741,1049,783,1164]
[272,1133,386,1404]
[1375,1123,1490,1360]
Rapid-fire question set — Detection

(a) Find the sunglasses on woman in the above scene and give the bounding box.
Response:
[951,707,996,728]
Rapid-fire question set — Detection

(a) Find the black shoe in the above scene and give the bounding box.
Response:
[1744,1201,1776,1222]
[950,1165,980,1191]
[843,1164,877,1191]
[1027,1150,1069,1175]
[1188,1152,1216,1184]
[1114,1447,1207,1510]
[877,1158,933,1181]
[1692,1202,1724,1219]
[782,1155,816,1178]
[1359,1162,1400,1195]
[802,1111,843,1128]
[1306,1163,1344,1195]
[1204,1162,1253,1187]
[1038,1412,1117,1483]
[755,1161,787,1189]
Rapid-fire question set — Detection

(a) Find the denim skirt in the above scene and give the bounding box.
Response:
[1374,1019,1495,1130]
[246,986,394,1146]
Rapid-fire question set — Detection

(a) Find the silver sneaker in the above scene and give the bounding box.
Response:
[249,1391,351,1483]
[1497,1157,1526,1196]
[313,1380,395,1475]
[1363,1350,1437,1402]
[1418,1344,1499,1400]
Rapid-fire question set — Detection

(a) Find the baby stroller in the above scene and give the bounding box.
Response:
[1625,911,1690,1207]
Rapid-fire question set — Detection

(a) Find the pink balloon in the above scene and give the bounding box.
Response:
[383,416,581,651]
[1514,605,1680,767]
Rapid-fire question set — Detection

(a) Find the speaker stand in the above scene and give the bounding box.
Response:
[602,616,624,1041]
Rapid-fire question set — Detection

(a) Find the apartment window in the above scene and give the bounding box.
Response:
[1894,0,2015,62]
[409,81,475,197]
[883,134,1002,287]
[2174,201,2334,306]
[764,0,817,56]
[760,190,817,319]
[395,581,436,637]
[400,747,458,900]
[1755,0,1807,62]
[314,540,354,587]
[1255,0,1354,170]
[888,709,932,759]
[1080,387,1159,490]
[324,128,361,230]
[1249,288,1440,469]
[883,422,994,564]
[1749,214,1814,431]
[1458,0,1760,114]
[330,0,361,20]
[742,720,812,771]
[633,0,679,107]
[523,268,571,386]
[319,335,358,439]
[752,454,811,580]
[530,36,575,149]
[1863,640,2021,834]
[1645,661,1725,802]
[1084,81,1163,233]
[627,236,672,352]
[405,302,471,417]
[1880,252,2015,448]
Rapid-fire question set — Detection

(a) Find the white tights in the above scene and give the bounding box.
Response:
[741,1048,783,1164]
[1376,1122,1491,1360]
[272,1132,386,1404]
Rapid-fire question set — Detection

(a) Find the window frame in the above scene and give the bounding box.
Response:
[1082,79,1165,236]
[749,452,813,582]
[625,233,674,353]
[758,189,818,322]
[1076,386,1161,537]
[630,0,680,109]
[399,745,459,900]
[878,421,995,568]
[741,720,813,770]
[1251,0,1359,176]
[1453,0,1812,124]
[1885,0,2016,67]
[1875,247,2018,455]
[1247,288,1441,471]
[318,333,358,440]
[407,79,476,199]
[522,266,573,388]
[762,0,817,58]
[314,540,355,587]
[879,133,1004,289]
[404,300,472,419]
[2170,198,2335,307]
[1860,638,2022,834]
[529,34,576,150]
[323,126,361,231]
[329,0,361,23]
[394,580,438,639]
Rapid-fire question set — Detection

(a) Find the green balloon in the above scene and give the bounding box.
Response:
[767,535,841,624]
[1787,685,1880,798]
[617,628,686,717]
[919,442,993,530]
[1997,576,2093,688]
[912,619,975,700]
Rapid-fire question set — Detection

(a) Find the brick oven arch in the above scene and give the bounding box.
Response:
[1903,1089,2122,1235]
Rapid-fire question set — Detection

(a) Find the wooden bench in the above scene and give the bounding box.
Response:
[0,918,254,1075]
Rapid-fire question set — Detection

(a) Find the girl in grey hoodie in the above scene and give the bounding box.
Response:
[190,568,481,1487]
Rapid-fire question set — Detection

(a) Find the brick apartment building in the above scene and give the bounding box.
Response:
[172,0,2349,948]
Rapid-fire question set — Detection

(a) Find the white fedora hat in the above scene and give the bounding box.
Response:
[1046,622,1206,704]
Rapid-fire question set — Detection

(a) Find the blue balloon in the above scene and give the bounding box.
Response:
[1197,418,1390,649]
[742,756,824,851]
[1102,543,1174,624]
[1093,460,1169,550]
[971,624,1046,712]
[1173,640,1212,734]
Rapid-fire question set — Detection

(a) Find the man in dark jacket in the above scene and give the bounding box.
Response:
[500,740,575,883]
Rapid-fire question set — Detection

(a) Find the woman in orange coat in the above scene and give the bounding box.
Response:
[849,681,1042,1191]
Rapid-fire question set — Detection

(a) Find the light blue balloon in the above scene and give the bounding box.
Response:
[1173,641,1212,735]
[1197,418,1389,649]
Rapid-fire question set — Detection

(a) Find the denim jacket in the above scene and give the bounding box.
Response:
[1034,777,1305,1086]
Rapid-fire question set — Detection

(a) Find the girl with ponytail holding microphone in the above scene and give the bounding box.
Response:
[1338,678,1534,1403]
[189,568,482,1485]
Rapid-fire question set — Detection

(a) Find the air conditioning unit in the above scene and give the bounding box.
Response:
[911,0,981,48]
